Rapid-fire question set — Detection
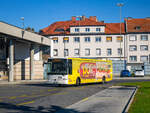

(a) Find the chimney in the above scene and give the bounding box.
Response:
[146,17,150,20]
[82,16,86,21]
[100,20,104,23]
[72,16,76,21]
[89,16,98,22]
[127,17,132,20]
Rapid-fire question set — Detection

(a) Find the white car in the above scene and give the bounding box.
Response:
[134,70,144,77]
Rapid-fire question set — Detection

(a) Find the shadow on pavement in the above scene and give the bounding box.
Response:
[0,102,90,113]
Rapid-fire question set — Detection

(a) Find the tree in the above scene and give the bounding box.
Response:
[25,27,35,32]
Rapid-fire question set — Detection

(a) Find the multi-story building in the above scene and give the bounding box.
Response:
[40,16,125,60]
[125,18,150,71]
[40,16,150,75]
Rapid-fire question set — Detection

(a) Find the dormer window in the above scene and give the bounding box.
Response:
[134,26,141,30]
[55,28,64,32]
[96,28,101,32]
[75,28,79,32]
[85,28,90,32]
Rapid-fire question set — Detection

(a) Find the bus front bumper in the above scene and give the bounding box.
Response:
[47,75,68,85]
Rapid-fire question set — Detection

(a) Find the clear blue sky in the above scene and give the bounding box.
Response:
[0,0,150,32]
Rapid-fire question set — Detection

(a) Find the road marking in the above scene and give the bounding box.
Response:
[9,96,16,99]
[19,94,28,97]
[0,96,9,99]
[0,88,58,101]
[48,88,57,92]
[16,100,35,106]
[81,97,88,102]
[68,87,85,90]
[52,92,67,96]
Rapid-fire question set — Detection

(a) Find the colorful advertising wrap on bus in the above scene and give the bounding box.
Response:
[80,62,111,79]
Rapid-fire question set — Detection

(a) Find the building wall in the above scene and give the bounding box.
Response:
[14,60,43,80]
[127,34,150,64]
[15,41,40,61]
[14,41,43,80]
[49,34,125,60]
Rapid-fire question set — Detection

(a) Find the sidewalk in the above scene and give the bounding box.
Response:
[56,86,137,113]
[0,80,47,85]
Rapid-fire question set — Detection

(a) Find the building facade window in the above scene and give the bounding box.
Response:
[96,28,101,32]
[64,49,69,56]
[75,28,79,32]
[118,48,122,55]
[140,56,148,62]
[84,37,91,42]
[129,56,137,62]
[141,35,148,41]
[129,45,137,51]
[95,37,101,42]
[129,35,137,41]
[74,37,80,43]
[85,48,90,56]
[63,37,69,43]
[106,37,112,42]
[85,28,90,32]
[140,45,148,51]
[53,37,58,43]
[107,48,112,56]
[96,48,101,56]
[53,49,58,56]
[74,49,80,56]
[116,36,123,42]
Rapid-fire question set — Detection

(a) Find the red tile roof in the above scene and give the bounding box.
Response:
[125,18,150,33]
[40,16,125,35]
[105,23,125,34]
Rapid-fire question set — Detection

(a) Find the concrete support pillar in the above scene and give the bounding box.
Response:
[50,38,53,58]
[9,40,14,82]
[30,44,34,80]
[39,45,43,60]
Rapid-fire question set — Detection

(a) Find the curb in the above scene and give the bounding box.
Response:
[122,86,138,113]
[113,77,150,80]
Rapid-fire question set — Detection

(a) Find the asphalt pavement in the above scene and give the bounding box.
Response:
[0,77,149,113]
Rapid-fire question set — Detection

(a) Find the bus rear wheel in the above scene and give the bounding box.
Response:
[76,78,80,86]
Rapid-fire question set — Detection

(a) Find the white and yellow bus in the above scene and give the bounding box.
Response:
[47,58,113,85]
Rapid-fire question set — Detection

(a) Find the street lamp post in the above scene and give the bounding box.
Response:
[75,16,82,58]
[117,3,126,70]
[117,3,124,60]
[21,17,25,38]
[20,17,25,30]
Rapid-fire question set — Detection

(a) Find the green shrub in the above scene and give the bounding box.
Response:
[131,72,135,77]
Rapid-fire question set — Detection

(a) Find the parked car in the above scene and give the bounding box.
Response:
[120,70,131,77]
[134,70,144,77]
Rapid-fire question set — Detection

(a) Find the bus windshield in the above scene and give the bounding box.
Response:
[47,59,72,75]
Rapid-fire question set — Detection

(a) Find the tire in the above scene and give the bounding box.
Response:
[76,78,80,86]
[102,76,106,84]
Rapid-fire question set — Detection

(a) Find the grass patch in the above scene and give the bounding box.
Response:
[119,81,150,113]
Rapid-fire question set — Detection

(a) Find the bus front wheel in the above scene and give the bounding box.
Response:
[76,78,80,86]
